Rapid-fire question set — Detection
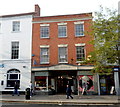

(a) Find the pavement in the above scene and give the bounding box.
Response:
[0,94,120,105]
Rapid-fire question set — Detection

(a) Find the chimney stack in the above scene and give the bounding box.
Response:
[34,4,40,17]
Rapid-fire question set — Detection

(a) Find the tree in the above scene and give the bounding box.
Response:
[84,6,119,74]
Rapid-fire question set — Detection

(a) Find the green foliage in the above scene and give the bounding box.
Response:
[85,6,119,73]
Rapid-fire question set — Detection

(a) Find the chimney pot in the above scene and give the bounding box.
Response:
[35,4,40,17]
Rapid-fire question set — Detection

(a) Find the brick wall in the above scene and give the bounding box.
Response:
[32,13,93,67]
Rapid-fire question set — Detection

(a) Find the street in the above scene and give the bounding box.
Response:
[1,103,120,107]
[1,94,120,107]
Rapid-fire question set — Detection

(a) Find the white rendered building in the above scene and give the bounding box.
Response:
[0,4,40,93]
[0,12,34,92]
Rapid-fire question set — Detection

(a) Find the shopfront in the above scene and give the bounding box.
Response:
[77,71,95,95]
[99,74,115,95]
[32,64,94,95]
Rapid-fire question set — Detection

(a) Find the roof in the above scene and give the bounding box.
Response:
[39,12,92,18]
[33,12,93,23]
[0,12,35,18]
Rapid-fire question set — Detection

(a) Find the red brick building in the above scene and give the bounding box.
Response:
[32,5,95,95]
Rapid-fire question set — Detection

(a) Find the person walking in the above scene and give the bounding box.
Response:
[12,81,20,96]
[29,81,33,97]
[66,84,73,99]
[82,82,88,95]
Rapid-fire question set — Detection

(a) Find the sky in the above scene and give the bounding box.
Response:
[0,0,119,16]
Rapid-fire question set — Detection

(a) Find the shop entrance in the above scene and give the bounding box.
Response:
[57,76,74,93]
[50,70,77,94]
[99,74,115,95]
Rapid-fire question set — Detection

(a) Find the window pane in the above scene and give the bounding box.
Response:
[40,48,49,63]
[40,26,49,38]
[76,46,85,61]
[35,76,47,90]
[7,80,20,87]
[58,25,67,37]
[10,74,18,79]
[75,24,84,36]
[11,42,19,59]
[7,69,20,88]
[7,80,16,87]
[13,21,20,32]
[59,47,67,62]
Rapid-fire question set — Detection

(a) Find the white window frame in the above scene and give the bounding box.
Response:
[58,44,68,63]
[11,42,19,59]
[58,23,67,38]
[40,24,50,38]
[40,45,49,64]
[12,21,20,32]
[75,43,86,63]
[74,21,84,37]
[7,69,20,88]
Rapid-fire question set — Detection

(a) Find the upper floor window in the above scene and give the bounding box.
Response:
[11,42,19,59]
[58,45,68,63]
[40,45,49,64]
[58,23,67,37]
[12,21,20,32]
[76,45,85,62]
[40,24,49,38]
[74,21,84,37]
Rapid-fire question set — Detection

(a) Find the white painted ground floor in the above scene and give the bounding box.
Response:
[0,60,31,92]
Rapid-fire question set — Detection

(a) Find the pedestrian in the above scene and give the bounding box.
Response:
[29,81,33,97]
[82,83,87,95]
[66,84,73,99]
[12,81,20,96]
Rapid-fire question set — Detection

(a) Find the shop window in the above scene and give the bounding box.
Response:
[35,76,47,90]
[7,69,20,88]
[99,75,115,95]
[78,75,94,91]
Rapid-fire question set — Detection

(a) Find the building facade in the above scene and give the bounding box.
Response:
[0,12,34,92]
[32,8,98,95]
[0,4,118,95]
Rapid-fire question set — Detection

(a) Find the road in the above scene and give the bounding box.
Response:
[1,103,120,107]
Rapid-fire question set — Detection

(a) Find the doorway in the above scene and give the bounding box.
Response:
[99,74,115,95]
[50,70,77,94]
[57,76,73,93]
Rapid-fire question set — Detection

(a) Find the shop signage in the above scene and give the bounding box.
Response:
[35,76,46,80]
[113,68,119,71]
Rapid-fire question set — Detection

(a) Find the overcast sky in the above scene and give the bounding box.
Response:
[0,0,119,16]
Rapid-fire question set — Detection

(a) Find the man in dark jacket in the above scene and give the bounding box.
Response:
[66,85,73,99]
[12,81,20,96]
